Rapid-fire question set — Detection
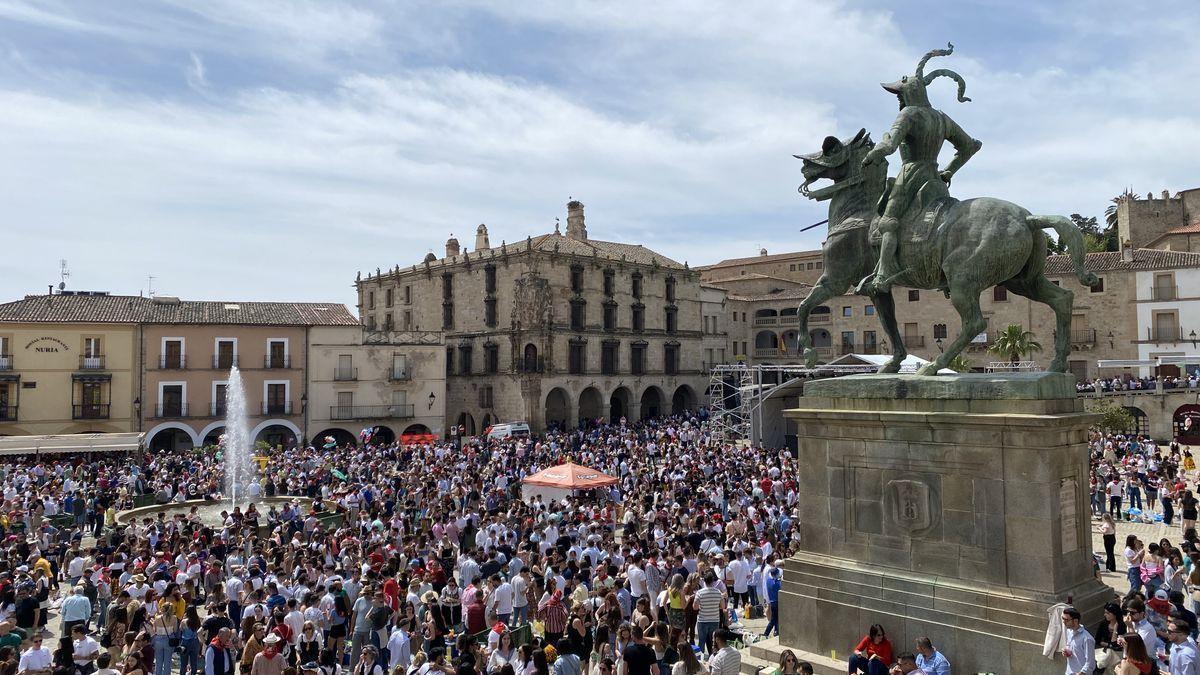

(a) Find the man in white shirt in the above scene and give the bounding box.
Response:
[511,569,530,625]
[1125,601,1163,669]
[627,556,647,603]
[387,625,411,673]
[1166,618,1200,675]
[1060,607,1095,675]
[706,630,741,675]
[18,636,52,675]
[71,625,101,675]
[489,576,514,625]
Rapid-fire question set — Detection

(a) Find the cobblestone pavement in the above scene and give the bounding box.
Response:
[1089,512,1191,597]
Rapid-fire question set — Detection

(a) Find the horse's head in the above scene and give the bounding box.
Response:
[795,128,880,202]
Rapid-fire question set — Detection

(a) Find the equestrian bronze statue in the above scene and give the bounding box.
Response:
[794,45,1097,377]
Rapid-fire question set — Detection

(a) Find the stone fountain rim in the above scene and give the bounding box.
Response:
[115,495,313,526]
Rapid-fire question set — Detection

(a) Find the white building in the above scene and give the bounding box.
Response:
[1135,263,1200,376]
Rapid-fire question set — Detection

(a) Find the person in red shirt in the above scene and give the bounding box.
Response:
[848,623,893,674]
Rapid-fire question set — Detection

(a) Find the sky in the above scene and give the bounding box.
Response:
[0,1,1197,312]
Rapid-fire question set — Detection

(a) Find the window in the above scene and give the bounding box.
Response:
[570,300,586,331]
[603,302,617,332]
[807,263,814,270]
[568,342,586,374]
[864,330,877,353]
[485,297,497,327]
[664,343,679,375]
[1090,276,1105,293]
[601,341,618,375]
[403,310,412,330]
[385,288,393,307]
[485,265,497,294]
[158,383,185,418]
[367,315,377,330]
[458,345,472,375]
[603,269,615,297]
[391,353,408,380]
[267,339,287,368]
[384,312,393,330]
[484,344,499,374]
[665,307,678,334]
[570,265,584,293]
[162,338,184,369]
[842,306,852,317]
[731,311,737,322]
[442,303,454,330]
[404,285,411,304]
[336,391,353,419]
[368,291,375,310]
[335,354,355,380]
[789,264,796,271]
[631,343,646,375]
[631,273,643,299]
[213,383,227,417]
[442,273,454,301]
[265,382,288,415]
[479,386,494,409]
[816,261,823,269]
[840,331,854,352]
[993,286,1008,302]
[933,323,948,339]
[631,304,645,331]
[215,339,236,369]
[392,390,408,408]
[1153,273,1176,301]
[742,312,747,322]
[445,348,454,375]
[865,305,875,316]
[665,277,676,303]
[442,274,454,329]
[908,289,919,302]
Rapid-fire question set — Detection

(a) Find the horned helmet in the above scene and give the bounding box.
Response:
[882,42,970,109]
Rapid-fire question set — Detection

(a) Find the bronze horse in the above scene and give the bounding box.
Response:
[794,129,1097,375]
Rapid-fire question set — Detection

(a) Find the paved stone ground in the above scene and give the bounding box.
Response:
[1089,512,1188,597]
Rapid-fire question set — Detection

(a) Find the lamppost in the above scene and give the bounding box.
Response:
[427,391,436,410]
[133,397,141,430]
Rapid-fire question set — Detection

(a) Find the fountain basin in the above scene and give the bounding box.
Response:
[116,496,314,527]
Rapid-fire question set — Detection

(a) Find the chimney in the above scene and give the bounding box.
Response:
[566,200,587,240]
[445,235,461,258]
[475,223,490,251]
[1121,239,1134,262]
[760,247,768,256]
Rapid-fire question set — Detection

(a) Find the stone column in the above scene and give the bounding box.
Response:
[778,372,1111,675]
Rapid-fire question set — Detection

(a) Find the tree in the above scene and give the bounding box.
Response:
[947,354,972,373]
[988,323,1043,365]
[1090,400,1135,434]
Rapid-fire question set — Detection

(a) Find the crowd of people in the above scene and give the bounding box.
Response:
[0,412,820,675]
[1077,375,1199,394]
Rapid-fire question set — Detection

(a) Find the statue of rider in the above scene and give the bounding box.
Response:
[856,43,982,295]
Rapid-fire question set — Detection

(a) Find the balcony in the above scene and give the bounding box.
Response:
[1071,329,1097,345]
[515,357,546,374]
[212,356,238,369]
[334,367,358,381]
[329,404,415,421]
[779,315,799,326]
[809,314,830,324]
[159,355,186,369]
[0,406,15,421]
[262,401,294,415]
[839,345,856,355]
[389,368,411,381]
[1146,327,1186,343]
[153,403,189,418]
[0,355,10,370]
[73,404,110,420]
[753,348,786,359]
[79,355,105,370]
[1151,286,1178,301]
[754,317,778,326]
[210,403,227,417]
[903,335,926,348]
[265,355,291,369]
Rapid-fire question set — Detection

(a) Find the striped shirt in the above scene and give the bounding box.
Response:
[694,586,724,623]
[538,598,569,634]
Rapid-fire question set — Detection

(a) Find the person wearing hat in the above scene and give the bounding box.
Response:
[251,633,285,675]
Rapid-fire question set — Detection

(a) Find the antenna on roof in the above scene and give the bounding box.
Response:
[147,275,156,298]
[58,259,69,291]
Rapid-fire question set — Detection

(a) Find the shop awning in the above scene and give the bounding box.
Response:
[522,462,617,489]
[0,432,144,456]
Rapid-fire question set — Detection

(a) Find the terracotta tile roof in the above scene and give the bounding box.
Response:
[404,233,688,272]
[0,294,358,326]
[699,250,821,270]
[1044,249,1200,275]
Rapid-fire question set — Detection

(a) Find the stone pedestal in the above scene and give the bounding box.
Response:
[778,373,1112,675]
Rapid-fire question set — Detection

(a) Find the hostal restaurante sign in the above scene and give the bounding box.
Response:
[25,337,70,352]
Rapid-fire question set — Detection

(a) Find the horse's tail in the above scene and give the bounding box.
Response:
[1027,214,1100,288]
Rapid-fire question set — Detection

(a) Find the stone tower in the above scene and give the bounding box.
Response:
[445,235,460,257]
[566,200,587,241]
[475,223,490,251]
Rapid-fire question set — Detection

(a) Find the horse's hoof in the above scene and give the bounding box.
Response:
[915,364,939,376]
[804,349,818,368]
[878,360,902,374]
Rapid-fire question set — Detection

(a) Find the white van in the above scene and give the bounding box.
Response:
[487,422,531,440]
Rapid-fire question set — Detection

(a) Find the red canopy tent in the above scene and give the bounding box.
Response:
[521,462,617,502]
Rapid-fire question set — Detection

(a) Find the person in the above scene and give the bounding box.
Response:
[855,43,980,294]
[769,650,800,675]
[1095,603,1125,665]
[668,644,698,675]
[1165,618,1199,674]
[704,631,739,675]
[552,640,581,675]
[848,625,892,675]
[250,635,285,675]
[911,638,947,675]
[1100,514,1118,572]
[61,589,92,638]
[71,625,101,675]
[18,636,51,675]
[352,647,383,675]
[1060,607,1095,675]
[488,633,518,675]
[1181,491,1199,537]
[123,654,147,675]
[691,576,723,656]
[203,629,234,675]
[885,654,923,675]
[94,654,119,675]
[179,607,202,675]
[761,568,781,639]
[0,625,22,654]
[620,627,655,675]
[150,606,179,675]
[50,638,73,675]
[1113,633,1156,675]
[385,623,409,675]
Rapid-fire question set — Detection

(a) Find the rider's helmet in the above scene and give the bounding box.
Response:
[881,42,971,109]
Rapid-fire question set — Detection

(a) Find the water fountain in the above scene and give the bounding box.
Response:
[223,365,254,509]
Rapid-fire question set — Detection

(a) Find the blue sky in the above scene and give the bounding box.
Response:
[0,1,1196,310]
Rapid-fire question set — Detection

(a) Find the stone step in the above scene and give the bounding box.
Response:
[738,637,845,675]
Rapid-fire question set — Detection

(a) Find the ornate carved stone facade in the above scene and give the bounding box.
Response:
[355,201,709,433]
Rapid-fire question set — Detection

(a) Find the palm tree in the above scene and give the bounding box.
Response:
[988,323,1043,366]
[947,354,972,373]
[1104,188,1135,232]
